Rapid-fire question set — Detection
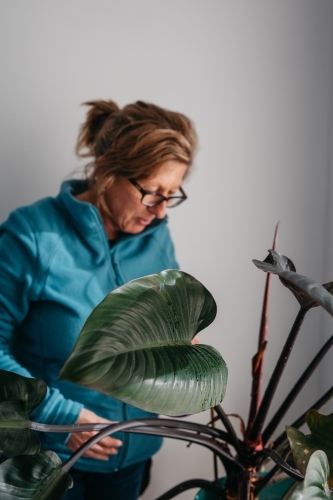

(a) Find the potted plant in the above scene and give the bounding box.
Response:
[1,231,333,500]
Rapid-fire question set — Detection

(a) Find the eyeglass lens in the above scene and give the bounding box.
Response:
[141,192,184,207]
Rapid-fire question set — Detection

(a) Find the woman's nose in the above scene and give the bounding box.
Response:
[148,201,167,219]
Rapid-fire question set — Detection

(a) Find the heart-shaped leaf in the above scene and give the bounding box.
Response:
[60,270,227,415]
[0,370,47,455]
[0,451,73,499]
[286,411,333,486]
[283,450,333,499]
[253,251,333,313]
[286,426,327,476]
[306,410,333,442]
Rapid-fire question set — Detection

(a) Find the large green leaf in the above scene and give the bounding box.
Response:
[253,251,333,313]
[60,270,227,415]
[283,450,333,500]
[286,411,333,486]
[0,370,47,455]
[0,451,72,499]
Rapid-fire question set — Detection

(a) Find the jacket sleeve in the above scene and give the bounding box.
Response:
[0,210,83,438]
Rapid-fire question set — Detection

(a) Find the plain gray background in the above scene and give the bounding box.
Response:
[1,1,333,499]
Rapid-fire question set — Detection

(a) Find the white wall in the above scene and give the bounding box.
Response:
[1,1,333,499]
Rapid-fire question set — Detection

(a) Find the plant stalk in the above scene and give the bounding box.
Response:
[154,479,225,500]
[247,223,279,433]
[237,469,252,500]
[211,408,219,483]
[62,418,246,472]
[262,334,333,445]
[259,449,303,481]
[29,418,234,445]
[214,404,242,455]
[247,307,308,445]
[254,464,280,496]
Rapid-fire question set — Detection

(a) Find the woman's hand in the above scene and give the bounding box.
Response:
[191,335,200,345]
[66,408,123,461]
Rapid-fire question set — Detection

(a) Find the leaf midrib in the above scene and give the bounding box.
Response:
[77,339,194,356]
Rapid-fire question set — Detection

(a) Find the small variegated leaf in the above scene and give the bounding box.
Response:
[0,451,73,499]
[283,450,333,500]
[286,411,333,487]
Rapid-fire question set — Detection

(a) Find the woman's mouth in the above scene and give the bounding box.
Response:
[137,217,154,226]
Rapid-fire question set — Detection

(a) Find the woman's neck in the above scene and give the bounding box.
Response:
[75,189,119,240]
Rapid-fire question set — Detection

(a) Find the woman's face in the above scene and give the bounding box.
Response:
[101,160,188,239]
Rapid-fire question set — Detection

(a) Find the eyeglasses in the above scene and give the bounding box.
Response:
[129,180,187,208]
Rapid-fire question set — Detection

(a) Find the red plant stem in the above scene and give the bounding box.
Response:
[246,223,279,435]
[247,307,308,446]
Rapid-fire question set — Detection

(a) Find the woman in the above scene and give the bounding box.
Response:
[0,100,198,499]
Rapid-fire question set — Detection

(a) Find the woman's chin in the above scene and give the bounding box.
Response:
[124,224,147,234]
[122,217,155,234]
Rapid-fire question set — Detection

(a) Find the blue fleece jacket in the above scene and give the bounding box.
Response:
[0,179,179,472]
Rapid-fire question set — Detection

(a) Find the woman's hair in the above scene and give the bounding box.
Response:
[76,100,198,191]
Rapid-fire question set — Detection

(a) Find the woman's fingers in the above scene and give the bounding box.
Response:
[67,432,122,455]
[67,432,122,460]
[78,446,109,461]
[66,408,123,460]
[97,435,122,453]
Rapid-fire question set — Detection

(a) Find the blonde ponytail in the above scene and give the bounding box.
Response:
[76,100,120,158]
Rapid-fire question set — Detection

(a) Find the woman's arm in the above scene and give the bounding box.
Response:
[0,212,82,432]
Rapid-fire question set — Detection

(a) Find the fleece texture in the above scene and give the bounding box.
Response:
[0,179,178,472]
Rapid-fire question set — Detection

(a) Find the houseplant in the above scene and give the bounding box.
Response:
[1,235,333,499]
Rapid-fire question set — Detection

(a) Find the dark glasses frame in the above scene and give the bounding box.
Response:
[129,180,187,208]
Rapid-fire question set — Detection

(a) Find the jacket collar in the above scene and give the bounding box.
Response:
[57,179,168,245]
